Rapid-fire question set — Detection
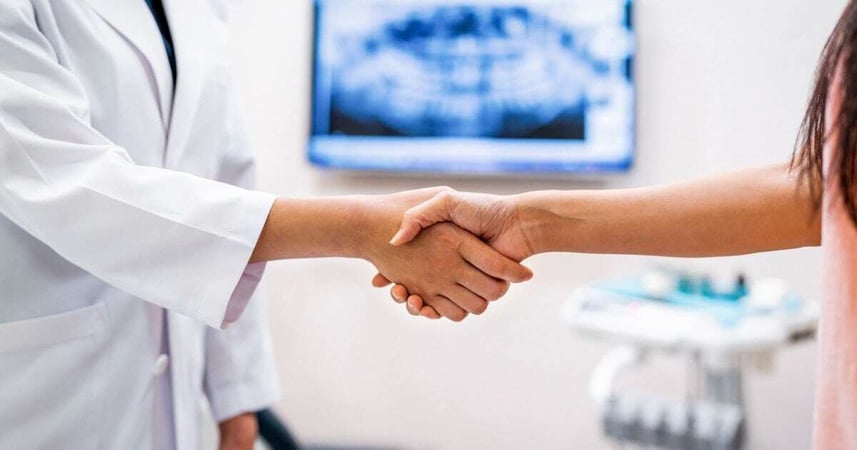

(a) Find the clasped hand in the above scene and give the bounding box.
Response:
[371,189,533,321]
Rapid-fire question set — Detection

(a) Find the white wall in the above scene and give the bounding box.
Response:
[228,1,846,449]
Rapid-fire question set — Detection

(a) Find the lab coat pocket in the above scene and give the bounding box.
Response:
[0,303,109,449]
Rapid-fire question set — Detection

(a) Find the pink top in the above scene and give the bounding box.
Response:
[814,97,857,448]
[815,177,857,448]
[812,68,857,448]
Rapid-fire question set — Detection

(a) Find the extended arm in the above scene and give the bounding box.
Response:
[516,163,819,257]
[386,163,820,317]
[392,163,819,259]
[251,194,419,262]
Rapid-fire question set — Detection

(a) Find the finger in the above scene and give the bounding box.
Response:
[425,294,469,322]
[390,284,409,303]
[459,238,534,283]
[445,284,489,315]
[419,304,442,320]
[406,294,425,310]
[458,267,511,302]
[372,273,392,287]
[406,298,421,316]
[389,192,458,246]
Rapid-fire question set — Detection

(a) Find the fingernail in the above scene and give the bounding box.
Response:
[519,266,534,282]
[388,230,403,245]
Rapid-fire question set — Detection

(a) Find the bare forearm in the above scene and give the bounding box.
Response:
[516,163,820,257]
[250,195,392,263]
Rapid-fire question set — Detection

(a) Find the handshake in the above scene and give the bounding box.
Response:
[251,184,562,321]
[365,187,539,322]
[253,165,806,321]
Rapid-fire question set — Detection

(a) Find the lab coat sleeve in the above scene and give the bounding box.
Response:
[217,93,271,327]
[0,4,276,329]
[205,105,281,421]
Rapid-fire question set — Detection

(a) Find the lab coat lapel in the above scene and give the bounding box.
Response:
[82,0,174,127]
[161,0,207,169]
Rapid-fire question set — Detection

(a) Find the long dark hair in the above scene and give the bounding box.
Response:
[792,0,857,226]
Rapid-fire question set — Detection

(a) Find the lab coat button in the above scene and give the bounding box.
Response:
[153,354,169,376]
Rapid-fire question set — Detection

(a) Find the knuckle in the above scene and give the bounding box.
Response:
[433,187,454,200]
[435,189,455,205]
[436,226,460,246]
[402,209,418,220]
[435,191,453,205]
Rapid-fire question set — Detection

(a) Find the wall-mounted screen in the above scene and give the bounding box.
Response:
[309,0,635,174]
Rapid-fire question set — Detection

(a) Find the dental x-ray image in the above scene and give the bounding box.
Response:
[310,0,634,174]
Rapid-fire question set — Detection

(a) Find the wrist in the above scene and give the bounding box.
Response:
[511,190,585,255]
[347,195,400,263]
[511,192,547,255]
[341,187,462,263]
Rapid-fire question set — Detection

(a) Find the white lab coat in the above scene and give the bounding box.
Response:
[0,1,281,449]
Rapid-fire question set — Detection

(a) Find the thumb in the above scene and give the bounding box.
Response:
[389,193,456,246]
[388,221,422,247]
